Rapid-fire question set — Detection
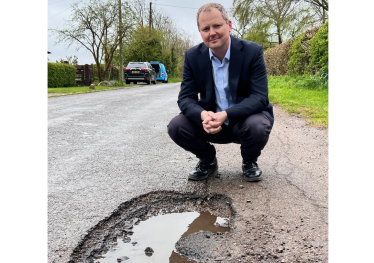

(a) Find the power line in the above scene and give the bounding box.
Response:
[49,0,67,5]
[156,3,198,9]
[48,6,71,20]
[155,3,234,10]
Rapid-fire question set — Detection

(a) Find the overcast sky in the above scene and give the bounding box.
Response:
[48,0,234,64]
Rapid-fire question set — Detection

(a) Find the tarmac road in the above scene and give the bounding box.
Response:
[48,83,328,263]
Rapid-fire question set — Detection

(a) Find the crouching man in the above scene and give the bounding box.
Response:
[167,2,274,181]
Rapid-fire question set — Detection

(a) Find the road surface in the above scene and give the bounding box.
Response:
[48,83,328,262]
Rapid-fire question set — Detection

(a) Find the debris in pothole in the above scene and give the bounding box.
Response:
[116,256,129,262]
[144,246,154,256]
[122,237,131,243]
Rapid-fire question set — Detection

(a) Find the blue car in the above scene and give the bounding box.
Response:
[150,61,168,83]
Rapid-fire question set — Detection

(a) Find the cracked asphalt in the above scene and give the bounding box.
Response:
[48,83,328,262]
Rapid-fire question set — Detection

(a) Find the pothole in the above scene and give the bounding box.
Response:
[93,211,230,262]
[68,191,236,263]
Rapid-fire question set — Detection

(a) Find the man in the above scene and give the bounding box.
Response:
[167,2,274,182]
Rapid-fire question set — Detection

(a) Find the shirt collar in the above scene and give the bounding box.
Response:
[209,37,231,62]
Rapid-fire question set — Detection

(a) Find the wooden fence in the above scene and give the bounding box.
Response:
[74,64,93,86]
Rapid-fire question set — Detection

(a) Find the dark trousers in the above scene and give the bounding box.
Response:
[167,112,272,163]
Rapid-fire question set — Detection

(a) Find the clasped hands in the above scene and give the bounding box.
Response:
[201,110,228,134]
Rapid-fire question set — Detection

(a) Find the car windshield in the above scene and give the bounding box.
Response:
[127,63,146,68]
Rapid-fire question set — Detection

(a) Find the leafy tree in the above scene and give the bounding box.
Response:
[121,25,163,63]
[50,0,135,81]
[112,5,194,78]
[146,4,193,77]
[243,21,275,50]
[233,0,319,45]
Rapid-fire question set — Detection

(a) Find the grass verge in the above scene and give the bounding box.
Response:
[268,74,328,127]
[48,78,182,95]
[48,84,132,94]
[168,77,181,83]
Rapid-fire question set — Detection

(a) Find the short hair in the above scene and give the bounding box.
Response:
[196,2,230,29]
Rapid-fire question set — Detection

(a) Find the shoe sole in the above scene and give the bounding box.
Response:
[188,170,218,181]
[243,175,263,182]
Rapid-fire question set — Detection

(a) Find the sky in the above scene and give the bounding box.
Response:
[48,0,235,64]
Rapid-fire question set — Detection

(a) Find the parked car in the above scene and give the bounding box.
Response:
[124,62,157,85]
[150,61,168,83]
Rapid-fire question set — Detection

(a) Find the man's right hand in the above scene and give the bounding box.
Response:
[201,111,222,134]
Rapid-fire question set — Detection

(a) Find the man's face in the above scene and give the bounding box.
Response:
[198,8,232,54]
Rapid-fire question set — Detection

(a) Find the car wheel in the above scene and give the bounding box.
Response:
[146,80,150,85]
[125,80,130,84]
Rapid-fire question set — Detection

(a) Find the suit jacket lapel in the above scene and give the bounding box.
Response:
[197,45,214,102]
[229,36,244,102]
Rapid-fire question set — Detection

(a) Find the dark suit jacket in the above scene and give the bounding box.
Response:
[177,35,274,127]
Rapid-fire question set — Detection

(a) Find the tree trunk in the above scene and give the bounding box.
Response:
[108,65,112,80]
[277,27,282,44]
[275,20,282,44]
[95,61,103,82]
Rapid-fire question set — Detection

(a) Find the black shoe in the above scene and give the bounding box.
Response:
[188,158,218,181]
[242,160,262,182]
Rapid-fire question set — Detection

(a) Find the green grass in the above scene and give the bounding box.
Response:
[48,78,182,95]
[168,77,181,83]
[48,84,131,94]
[268,74,328,127]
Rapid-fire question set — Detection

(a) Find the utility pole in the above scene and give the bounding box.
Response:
[118,0,123,84]
[149,1,152,34]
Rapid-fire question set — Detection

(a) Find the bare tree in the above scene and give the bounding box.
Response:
[50,0,135,81]
[134,4,194,77]
[109,2,194,78]
[302,0,328,23]
[304,0,328,11]
[132,0,147,26]
[151,7,195,77]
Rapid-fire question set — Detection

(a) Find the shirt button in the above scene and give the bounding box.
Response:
[219,82,222,84]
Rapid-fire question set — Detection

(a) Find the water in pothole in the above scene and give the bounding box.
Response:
[94,211,230,263]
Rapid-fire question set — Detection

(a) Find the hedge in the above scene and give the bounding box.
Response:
[264,22,328,76]
[48,63,76,88]
[309,21,328,73]
[287,26,320,75]
[264,39,293,75]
